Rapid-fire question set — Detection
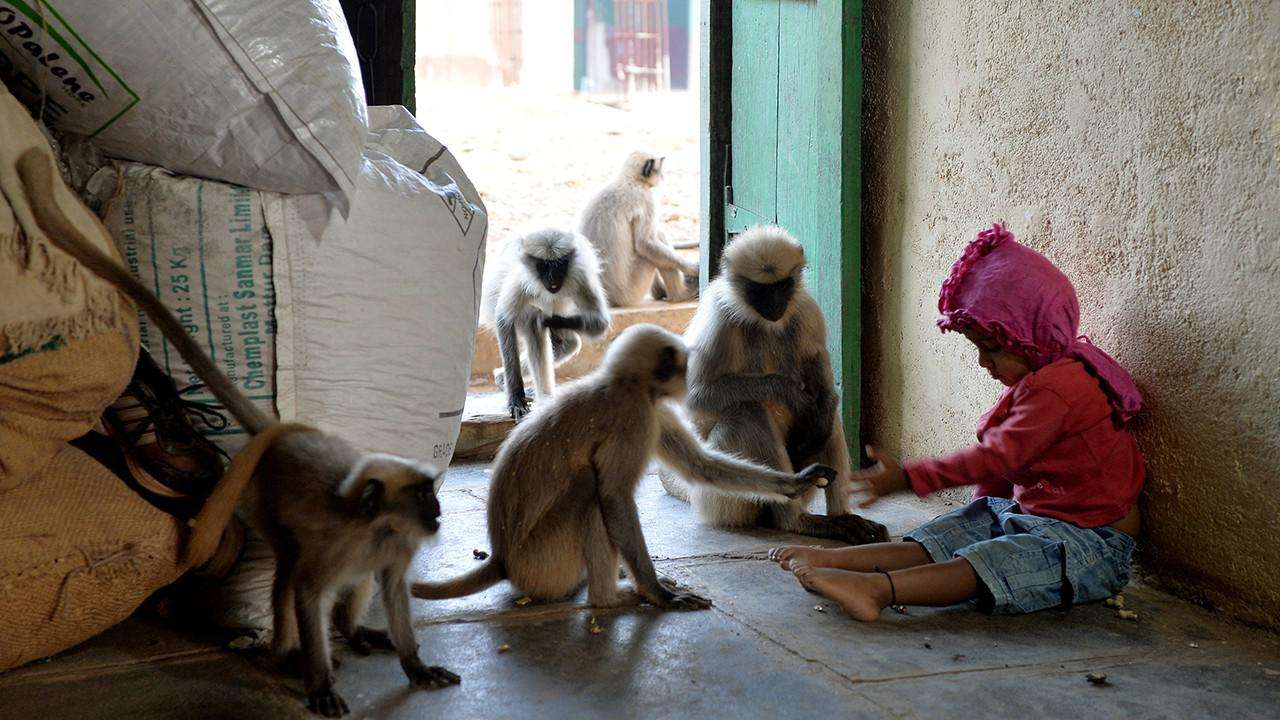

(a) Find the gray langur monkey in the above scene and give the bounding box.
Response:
[483,228,610,420]
[660,225,890,545]
[578,150,699,306]
[412,324,836,609]
[16,148,458,717]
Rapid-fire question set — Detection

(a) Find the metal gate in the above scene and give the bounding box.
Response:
[612,0,671,93]
[490,0,522,86]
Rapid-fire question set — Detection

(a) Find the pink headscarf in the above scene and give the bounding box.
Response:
[937,222,1144,422]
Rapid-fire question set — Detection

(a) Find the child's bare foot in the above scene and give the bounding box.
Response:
[768,545,835,571]
[790,562,890,622]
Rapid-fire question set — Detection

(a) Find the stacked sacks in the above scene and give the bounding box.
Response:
[1,0,488,656]
[100,106,488,464]
[0,86,185,671]
[0,0,367,210]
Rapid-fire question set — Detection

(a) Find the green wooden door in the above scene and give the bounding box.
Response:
[726,0,779,229]
[705,0,863,458]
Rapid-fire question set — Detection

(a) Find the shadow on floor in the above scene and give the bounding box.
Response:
[2,463,1278,719]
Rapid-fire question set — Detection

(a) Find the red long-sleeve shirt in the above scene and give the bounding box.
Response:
[904,358,1145,528]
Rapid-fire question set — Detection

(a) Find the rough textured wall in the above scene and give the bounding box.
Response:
[861,1,1280,627]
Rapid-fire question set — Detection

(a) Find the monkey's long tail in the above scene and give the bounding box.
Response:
[185,421,314,567]
[14,149,275,436]
[411,560,505,599]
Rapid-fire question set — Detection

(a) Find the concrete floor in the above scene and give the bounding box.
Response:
[2,463,1279,719]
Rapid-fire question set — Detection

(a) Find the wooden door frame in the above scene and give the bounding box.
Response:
[341,0,417,114]
[698,0,863,463]
[698,0,732,287]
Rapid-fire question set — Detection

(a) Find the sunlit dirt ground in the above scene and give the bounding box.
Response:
[415,85,700,261]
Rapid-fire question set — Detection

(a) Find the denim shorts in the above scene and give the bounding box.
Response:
[904,497,1136,615]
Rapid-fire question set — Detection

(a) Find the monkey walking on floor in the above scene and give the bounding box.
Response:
[661,225,890,546]
[578,151,699,307]
[15,147,458,717]
[484,227,610,420]
[412,324,837,609]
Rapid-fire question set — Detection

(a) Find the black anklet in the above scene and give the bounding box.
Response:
[873,565,903,612]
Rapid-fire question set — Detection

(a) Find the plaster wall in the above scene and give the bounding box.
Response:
[861,1,1280,627]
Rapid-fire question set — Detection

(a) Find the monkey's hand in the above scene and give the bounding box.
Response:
[404,658,462,690]
[306,688,350,717]
[786,464,838,499]
[508,392,531,421]
[541,314,583,330]
[646,579,713,611]
[544,312,609,337]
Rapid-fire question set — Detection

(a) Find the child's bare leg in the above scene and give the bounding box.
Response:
[791,557,980,622]
[768,541,931,572]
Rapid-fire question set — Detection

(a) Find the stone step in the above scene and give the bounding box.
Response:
[457,300,697,461]
[454,391,515,462]
[468,299,697,386]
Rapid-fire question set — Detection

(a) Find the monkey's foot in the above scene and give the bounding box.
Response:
[767,545,833,571]
[799,512,889,545]
[348,627,394,655]
[836,514,890,544]
[306,687,350,717]
[790,563,888,622]
[657,590,714,611]
[648,582,714,611]
[507,394,532,421]
[405,663,462,689]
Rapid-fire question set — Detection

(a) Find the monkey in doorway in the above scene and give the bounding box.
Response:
[578,151,699,306]
[661,225,889,545]
[16,147,458,717]
[483,228,610,420]
[413,324,836,609]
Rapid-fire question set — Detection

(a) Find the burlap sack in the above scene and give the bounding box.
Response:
[0,86,184,670]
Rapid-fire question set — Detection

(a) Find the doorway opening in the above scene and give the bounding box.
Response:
[415,1,703,457]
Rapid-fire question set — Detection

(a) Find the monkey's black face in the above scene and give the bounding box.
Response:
[743,277,796,322]
[532,251,575,294]
[410,482,443,533]
[360,478,442,533]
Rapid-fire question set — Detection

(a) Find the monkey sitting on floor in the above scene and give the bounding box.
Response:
[18,147,457,717]
[413,324,836,609]
[660,225,890,546]
[483,228,610,420]
[578,150,699,307]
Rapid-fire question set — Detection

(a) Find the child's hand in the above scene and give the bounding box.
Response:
[848,446,909,508]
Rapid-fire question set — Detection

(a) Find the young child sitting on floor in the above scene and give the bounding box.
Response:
[770,222,1145,621]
